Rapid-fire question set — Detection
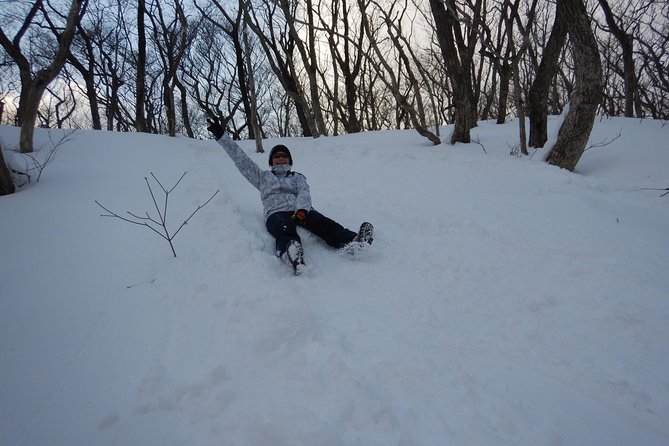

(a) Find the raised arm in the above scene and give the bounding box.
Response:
[208,119,262,190]
[216,134,263,189]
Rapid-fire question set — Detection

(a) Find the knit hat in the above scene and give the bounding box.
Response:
[268,144,293,166]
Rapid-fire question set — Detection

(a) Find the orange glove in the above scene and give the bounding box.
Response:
[292,209,308,226]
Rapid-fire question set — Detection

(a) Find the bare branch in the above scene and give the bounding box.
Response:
[584,128,622,151]
[640,187,669,198]
[95,172,220,257]
[9,129,79,184]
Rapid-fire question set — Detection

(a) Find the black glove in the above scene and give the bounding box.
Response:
[207,117,225,139]
[292,209,308,226]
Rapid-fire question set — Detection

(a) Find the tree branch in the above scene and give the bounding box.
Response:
[95,171,220,257]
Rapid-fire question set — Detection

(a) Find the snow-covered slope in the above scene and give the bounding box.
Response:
[1,117,668,445]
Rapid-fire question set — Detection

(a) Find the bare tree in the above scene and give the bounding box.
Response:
[546,0,602,171]
[528,0,568,147]
[596,0,643,118]
[506,0,539,155]
[358,0,441,144]
[195,0,259,140]
[181,16,238,134]
[636,7,669,119]
[147,0,191,137]
[0,0,87,152]
[67,16,102,130]
[480,1,514,125]
[318,0,366,134]
[640,24,669,120]
[242,1,264,151]
[136,0,148,132]
[39,0,102,129]
[277,0,328,136]
[245,0,319,137]
[85,0,135,132]
[429,0,482,144]
[40,74,78,128]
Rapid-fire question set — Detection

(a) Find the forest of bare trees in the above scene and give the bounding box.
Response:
[1,0,668,194]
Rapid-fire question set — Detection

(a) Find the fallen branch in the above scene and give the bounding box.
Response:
[9,129,78,185]
[641,187,669,198]
[472,136,488,155]
[585,129,622,151]
[95,171,220,257]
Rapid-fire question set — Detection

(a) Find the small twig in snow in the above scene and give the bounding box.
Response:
[472,136,488,155]
[9,129,78,183]
[95,171,220,257]
[641,187,669,198]
[585,129,622,151]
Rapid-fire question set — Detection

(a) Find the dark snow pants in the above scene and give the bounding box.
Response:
[265,210,357,256]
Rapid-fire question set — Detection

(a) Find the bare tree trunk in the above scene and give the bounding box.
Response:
[506,0,539,156]
[136,0,148,132]
[597,0,641,118]
[241,9,264,153]
[321,0,364,134]
[175,77,194,138]
[429,0,481,144]
[149,0,189,137]
[0,0,85,152]
[0,145,15,196]
[104,63,122,131]
[68,54,101,129]
[496,61,512,124]
[546,0,602,172]
[279,0,327,136]
[528,0,568,148]
[48,7,103,130]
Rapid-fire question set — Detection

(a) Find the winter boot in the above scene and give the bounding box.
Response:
[341,222,374,255]
[354,222,374,245]
[283,239,306,275]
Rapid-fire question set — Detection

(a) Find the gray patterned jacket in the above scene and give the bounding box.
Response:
[216,135,312,222]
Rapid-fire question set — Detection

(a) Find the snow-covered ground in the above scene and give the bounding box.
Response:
[1,116,668,445]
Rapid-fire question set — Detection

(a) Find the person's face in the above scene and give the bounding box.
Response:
[272,152,290,166]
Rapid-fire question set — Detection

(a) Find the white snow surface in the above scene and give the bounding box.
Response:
[1,116,668,445]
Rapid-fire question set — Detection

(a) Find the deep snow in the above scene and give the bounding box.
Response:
[1,116,668,445]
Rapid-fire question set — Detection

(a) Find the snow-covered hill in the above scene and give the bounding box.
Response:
[1,117,668,445]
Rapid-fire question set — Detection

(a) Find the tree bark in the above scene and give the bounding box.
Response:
[496,60,512,124]
[241,8,264,153]
[136,0,148,132]
[429,0,481,144]
[546,0,602,172]
[175,77,194,138]
[0,145,15,196]
[528,0,568,148]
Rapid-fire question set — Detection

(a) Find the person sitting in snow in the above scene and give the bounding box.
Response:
[207,118,373,274]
